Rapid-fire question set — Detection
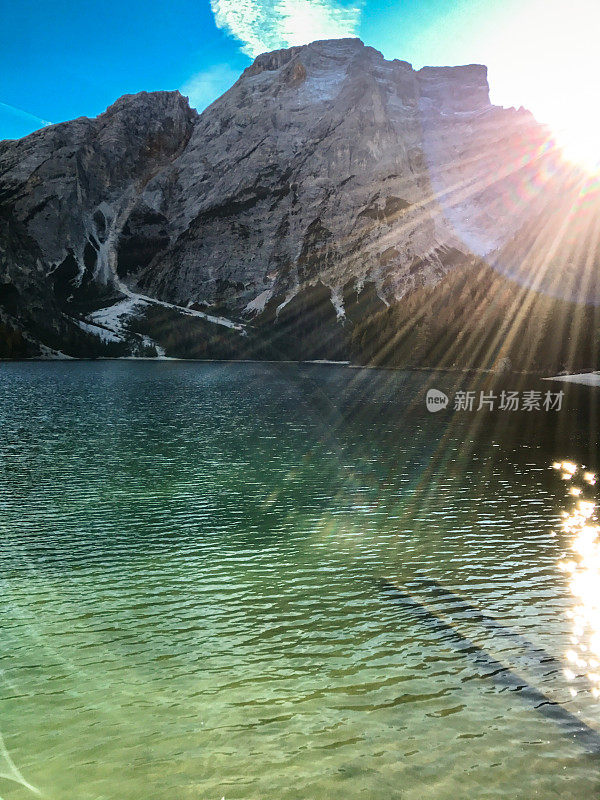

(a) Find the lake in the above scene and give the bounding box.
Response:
[0,361,598,799]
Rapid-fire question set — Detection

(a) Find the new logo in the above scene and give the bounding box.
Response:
[426,388,449,412]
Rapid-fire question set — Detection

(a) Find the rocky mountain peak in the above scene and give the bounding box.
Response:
[417,64,490,113]
[243,44,308,77]
[100,89,197,124]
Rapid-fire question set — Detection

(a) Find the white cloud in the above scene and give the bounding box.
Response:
[0,101,52,126]
[210,0,362,58]
[180,64,242,111]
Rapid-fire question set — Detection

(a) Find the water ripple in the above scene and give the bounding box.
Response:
[0,362,597,799]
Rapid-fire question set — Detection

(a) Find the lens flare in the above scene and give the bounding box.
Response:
[556,127,600,174]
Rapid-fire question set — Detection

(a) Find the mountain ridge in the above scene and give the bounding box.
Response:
[0,37,598,369]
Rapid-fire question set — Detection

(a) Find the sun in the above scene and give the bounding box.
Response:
[483,0,600,174]
[552,112,600,174]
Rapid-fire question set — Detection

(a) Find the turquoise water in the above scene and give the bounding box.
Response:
[0,362,598,799]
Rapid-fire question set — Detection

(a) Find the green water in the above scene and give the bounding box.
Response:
[0,362,598,799]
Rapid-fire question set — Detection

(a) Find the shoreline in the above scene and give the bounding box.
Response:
[0,356,597,381]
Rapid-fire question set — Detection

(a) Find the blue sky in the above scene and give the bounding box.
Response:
[1,0,598,163]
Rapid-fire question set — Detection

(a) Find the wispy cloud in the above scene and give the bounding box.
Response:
[180,64,241,111]
[210,0,362,58]
[0,101,52,127]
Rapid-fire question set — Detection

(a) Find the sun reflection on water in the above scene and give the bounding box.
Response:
[553,461,600,698]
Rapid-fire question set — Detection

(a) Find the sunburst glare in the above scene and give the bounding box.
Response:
[483,0,600,174]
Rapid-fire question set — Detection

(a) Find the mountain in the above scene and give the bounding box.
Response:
[1,37,598,369]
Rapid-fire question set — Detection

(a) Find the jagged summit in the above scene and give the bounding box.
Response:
[100,89,196,119]
[243,36,487,74]
[240,38,491,107]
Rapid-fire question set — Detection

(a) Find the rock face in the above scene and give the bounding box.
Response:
[132,44,522,311]
[0,37,598,363]
[0,91,195,288]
